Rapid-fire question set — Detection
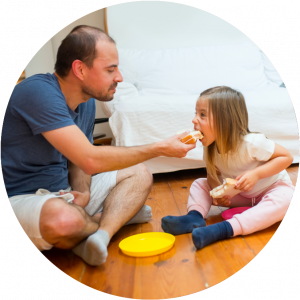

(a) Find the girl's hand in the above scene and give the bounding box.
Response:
[212,195,231,207]
[235,170,260,192]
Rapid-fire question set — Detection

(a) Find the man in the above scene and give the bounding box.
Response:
[1,25,195,266]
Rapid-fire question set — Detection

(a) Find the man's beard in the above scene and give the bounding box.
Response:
[82,83,117,102]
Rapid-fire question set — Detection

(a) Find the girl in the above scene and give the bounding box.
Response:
[162,86,294,250]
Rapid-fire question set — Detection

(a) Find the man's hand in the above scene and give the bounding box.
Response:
[235,170,260,192]
[60,190,90,208]
[212,195,231,207]
[156,131,197,158]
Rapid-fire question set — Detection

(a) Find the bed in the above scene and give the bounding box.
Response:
[101,2,299,173]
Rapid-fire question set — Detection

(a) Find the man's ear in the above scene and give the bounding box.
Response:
[71,60,85,80]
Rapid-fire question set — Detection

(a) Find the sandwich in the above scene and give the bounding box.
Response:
[210,178,242,198]
[177,129,203,144]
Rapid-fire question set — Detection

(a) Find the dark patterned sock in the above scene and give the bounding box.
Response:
[161,210,206,235]
[192,221,233,249]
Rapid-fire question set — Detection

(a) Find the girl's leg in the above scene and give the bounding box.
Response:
[187,178,213,217]
[161,178,211,235]
[192,181,294,249]
[189,180,254,212]
[227,181,294,236]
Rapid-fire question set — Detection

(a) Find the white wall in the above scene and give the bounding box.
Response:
[50,10,104,57]
[107,2,252,49]
[25,8,113,138]
[25,39,55,77]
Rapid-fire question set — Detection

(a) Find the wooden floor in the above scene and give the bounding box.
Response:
[43,164,298,298]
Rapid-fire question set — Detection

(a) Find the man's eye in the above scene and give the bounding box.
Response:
[108,69,114,73]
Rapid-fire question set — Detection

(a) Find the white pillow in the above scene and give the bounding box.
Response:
[260,51,283,86]
[118,43,268,94]
[100,82,139,117]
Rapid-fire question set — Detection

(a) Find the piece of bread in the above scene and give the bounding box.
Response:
[177,129,203,144]
[210,178,242,198]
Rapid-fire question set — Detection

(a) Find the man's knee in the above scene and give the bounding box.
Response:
[134,163,153,190]
[117,163,153,189]
[40,197,87,248]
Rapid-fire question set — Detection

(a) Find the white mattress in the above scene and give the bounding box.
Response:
[103,85,299,173]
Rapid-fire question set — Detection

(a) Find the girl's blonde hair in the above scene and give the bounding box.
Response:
[201,86,250,183]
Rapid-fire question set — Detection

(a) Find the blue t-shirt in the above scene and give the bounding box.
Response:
[1,73,96,197]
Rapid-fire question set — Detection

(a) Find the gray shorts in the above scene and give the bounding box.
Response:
[9,171,118,251]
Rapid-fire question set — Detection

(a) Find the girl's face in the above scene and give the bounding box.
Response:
[192,97,216,147]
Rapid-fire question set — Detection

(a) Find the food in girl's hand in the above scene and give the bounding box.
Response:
[210,178,242,198]
[177,129,203,144]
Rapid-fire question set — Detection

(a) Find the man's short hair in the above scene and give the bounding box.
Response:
[55,25,115,77]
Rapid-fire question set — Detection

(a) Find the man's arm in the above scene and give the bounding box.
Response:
[67,161,91,208]
[42,125,196,175]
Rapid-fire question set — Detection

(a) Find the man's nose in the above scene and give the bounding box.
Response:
[115,69,123,82]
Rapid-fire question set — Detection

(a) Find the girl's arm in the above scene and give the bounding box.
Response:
[235,143,293,191]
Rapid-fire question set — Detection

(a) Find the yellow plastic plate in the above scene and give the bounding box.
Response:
[119,232,175,257]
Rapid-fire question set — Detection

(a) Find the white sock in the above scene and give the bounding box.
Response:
[125,205,152,226]
[72,230,110,266]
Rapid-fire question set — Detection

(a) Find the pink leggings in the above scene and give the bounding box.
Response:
[187,179,294,236]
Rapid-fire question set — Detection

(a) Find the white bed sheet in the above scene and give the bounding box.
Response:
[104,85,299,173]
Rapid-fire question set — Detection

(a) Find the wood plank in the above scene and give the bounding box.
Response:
[135,178,208,298]
[166,170,255,288]
[194,205,255,287]
[164,168,207,215]
[242,222,280,255]
[80,224,141,298]
[81,179,207,298]
[194,237,255,288]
